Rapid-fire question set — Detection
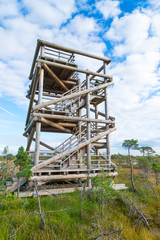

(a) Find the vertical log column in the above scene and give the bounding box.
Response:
[78,79,82,168]
[34,65,44,166]
[86,74,91,188]
[95,105,99,167]
[104,61,111,167]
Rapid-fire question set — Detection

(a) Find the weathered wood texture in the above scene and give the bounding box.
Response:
[24,39,116,183]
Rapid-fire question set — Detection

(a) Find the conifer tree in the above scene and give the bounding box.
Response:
[14,146,32,197]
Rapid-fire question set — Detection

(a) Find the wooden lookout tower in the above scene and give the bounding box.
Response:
[24,39,116,184]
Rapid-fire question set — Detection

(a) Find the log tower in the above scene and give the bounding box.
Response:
[24,39,116,183]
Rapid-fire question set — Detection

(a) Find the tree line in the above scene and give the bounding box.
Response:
[121,139,160,192]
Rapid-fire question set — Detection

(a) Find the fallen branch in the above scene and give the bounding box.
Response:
[117,192,150,228]
[94,229,122,239]
[127,198,150,228]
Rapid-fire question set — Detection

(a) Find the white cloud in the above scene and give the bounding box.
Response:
[148,0,160,9]
[105,5,160,154]
[48,15,106,70]
[106,10,152,56]
[64,15,99,36]
[0,0,160,155]
[0,0,18,19]
[96,0,121,19]
[150,14,160,36]
[0,61,28,106]
[22,0,76,27]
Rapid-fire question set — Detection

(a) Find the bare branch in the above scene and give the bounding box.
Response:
[10,208,69,239]
[94,229,122,239]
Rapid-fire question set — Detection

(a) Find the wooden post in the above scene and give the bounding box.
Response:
[77,79,82,168]
[34,67,44,166]
[26,127,36,152]
[104,61,111,167]
[86,73,91,188]
[95,105,99,167]
[34,181,45,230]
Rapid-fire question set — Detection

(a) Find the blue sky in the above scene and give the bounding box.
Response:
[0,0,160,155]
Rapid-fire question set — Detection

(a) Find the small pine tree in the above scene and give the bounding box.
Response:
[3,146,9,160]
[92,171,116,217]
[14,147,32,196]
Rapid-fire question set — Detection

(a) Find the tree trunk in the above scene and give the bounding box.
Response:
[101,188,104,218]
[34,181,45,230]
[142,150,144,157]
[155,172,159,186]
[79,179,83,220]
[128,148,136,192]
[17,177,20,198]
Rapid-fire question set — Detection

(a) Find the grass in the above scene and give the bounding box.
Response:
[0,168,160,239]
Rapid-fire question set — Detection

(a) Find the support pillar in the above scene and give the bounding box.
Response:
[86,74,91,188]
[95,104,99,167]
[78,79,82,168]
[34,67,44,166]
[104,61,111,167]
[26,127,36,152]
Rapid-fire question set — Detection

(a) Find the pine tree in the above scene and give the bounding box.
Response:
[14,146,32,197]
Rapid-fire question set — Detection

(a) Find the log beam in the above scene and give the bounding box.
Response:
[86,74,91,171]
[26,126,36,152]
[32,138,55,151]
[43,64,69,91]
[104,61,111,166]
[33,113,114,124]
[33,81,114,110]
[38,59,112,79]
[32,127,116,172]
[26,66,41,125]
[34,67,44,166]
[41,117,71,133]
[31,172,118,181]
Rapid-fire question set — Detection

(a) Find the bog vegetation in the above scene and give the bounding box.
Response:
[0,142,160,240]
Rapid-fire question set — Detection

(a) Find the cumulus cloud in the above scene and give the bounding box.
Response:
[105,5,160,153]
[0,0,18,20]
[106,10,152,56]
[0,0,159,154]
[47,15,106,70]
[0,61,28,106]
[96,0,121,19]
[22,0,76,27]
[148,0,160,9]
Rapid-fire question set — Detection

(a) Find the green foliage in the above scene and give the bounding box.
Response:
[145,147,156,156]
[152,162,160,173]
[6,154,15,160]
[0,192,17,202]
[139,157,151,170]
[122,139,139,152]
[14,146,32,178]
[91,171,117,200]
[3,146,9,155]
